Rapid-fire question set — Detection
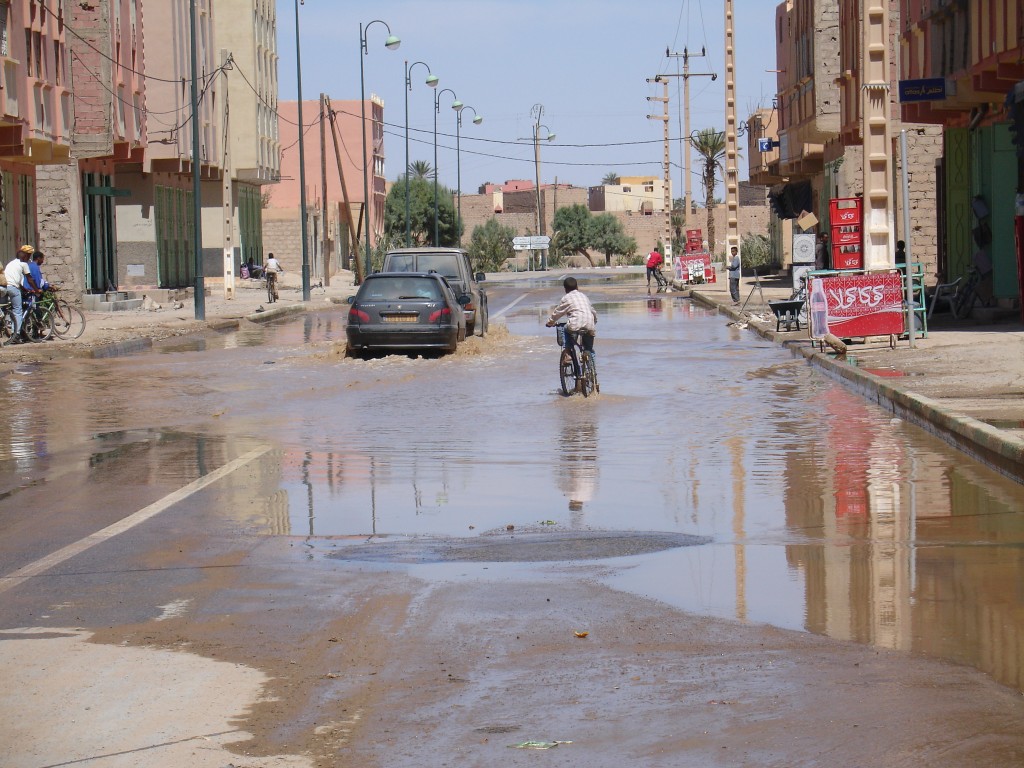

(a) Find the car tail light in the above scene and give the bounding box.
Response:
[428,307,451,323]
[349,307,370,323]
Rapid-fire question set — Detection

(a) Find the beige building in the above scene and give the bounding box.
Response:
[589,176,672,213]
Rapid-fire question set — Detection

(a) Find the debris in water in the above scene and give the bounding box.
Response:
[506,524,514,531]
[574,631,589,638]
[509,741,572,750]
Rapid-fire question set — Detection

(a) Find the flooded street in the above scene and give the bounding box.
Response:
[2,273,1024,766]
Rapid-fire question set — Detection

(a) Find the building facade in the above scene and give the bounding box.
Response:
[0,0,71,271]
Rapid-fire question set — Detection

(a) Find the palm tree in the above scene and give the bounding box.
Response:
[691,128,725,255]
[408,160,433,180]
[601,172,620,185]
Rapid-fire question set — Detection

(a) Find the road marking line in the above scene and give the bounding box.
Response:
[0,446,271,595]
[492,293,530,319]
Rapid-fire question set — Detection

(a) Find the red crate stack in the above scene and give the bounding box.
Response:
[684,228,703,253]
[829,197,862,270]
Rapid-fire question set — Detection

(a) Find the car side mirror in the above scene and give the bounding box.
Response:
[457,294,471,306]
[346,295,355,304]
[475,272,486,282]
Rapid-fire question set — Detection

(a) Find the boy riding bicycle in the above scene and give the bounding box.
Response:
[545,276,597,376]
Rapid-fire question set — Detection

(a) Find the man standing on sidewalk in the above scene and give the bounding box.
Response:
[5,245,38,341]
[726,246,741,304]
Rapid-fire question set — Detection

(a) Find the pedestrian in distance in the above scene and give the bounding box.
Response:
[4,245,38,342]
[726,245,741,304]
[895,240,906,264]
[815,232,828,271]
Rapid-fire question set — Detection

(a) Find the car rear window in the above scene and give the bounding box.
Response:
[361,277,444,301]
[387,254,416,272]
[416,254,461,281]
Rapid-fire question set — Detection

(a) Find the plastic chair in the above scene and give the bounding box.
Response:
[928,277,961,319]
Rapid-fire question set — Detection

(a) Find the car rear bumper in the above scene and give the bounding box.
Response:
[346,325,458,350]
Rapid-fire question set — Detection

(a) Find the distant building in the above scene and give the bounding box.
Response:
[588,176,671,214]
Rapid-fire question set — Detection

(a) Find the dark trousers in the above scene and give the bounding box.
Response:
[563,330,595,374]
[729,277,740,302]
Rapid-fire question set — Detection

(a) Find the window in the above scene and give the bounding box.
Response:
[0,3,8,57]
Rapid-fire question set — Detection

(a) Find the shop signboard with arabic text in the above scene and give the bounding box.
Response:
[812,273,905,337]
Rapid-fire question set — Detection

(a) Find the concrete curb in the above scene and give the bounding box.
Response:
[690,289,1024,484]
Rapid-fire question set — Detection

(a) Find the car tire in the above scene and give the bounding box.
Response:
[479,304,488,337]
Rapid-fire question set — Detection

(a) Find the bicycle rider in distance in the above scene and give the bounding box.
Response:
[545,276,597,376]
[264,252,283,300]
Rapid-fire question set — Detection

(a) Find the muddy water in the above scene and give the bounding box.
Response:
[2,276,1024,694]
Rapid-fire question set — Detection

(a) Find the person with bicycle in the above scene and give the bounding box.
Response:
[5,245,39,342]
[264,252,283,301]
[646,249,666,289]
[545,276,597,376]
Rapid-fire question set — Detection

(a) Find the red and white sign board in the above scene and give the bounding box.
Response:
[673,253,716,283]
[812,273,905,337]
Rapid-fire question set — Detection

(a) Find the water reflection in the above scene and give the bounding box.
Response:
[556,412,598,524]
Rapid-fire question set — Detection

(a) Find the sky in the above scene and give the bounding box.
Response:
[274,0,780,195]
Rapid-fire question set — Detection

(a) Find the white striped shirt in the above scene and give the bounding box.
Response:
[548,289,597,334]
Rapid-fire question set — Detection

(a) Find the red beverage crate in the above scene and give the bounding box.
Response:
[829,197,862,225]
[685,238,703,252]
[832,243,862,270]
[685,229,702,239]
[831,227,861,246]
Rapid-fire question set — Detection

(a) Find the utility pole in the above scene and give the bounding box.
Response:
[319,93,330,287]
[666,47,716,228]
[188,0,205,320]
[221,50,234,300]
[861,0,895,269]
[723,0,740,255]
[646,77,671,254]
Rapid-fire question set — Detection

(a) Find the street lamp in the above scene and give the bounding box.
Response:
[359,20,400,281]
[531,104,555,269]
[433,87,459,247]
[294,0,311,301]
[455,105,482,247]
[404,61,438,247]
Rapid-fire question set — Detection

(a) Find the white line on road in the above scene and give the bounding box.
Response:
[0,446,271,595]
[492,293,531,319]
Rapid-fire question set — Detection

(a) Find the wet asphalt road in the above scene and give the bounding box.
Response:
[2,272,1024,766]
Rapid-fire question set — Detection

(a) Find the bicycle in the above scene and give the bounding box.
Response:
[265,271,279,303]
[36,288,86,339]
[650,267,669,292]
[0,289,50,345]
[554,323,599,397]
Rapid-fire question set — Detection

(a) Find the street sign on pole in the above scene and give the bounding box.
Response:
[530,235,550,249]
[512,236,532,251]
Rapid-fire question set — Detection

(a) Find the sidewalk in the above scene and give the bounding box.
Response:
[686,271,1024,484]
[3,270,358,360]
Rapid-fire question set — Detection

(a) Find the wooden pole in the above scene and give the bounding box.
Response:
[326,98,363,283]
[319,93,330,287]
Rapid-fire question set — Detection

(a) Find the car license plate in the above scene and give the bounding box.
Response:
[381,314,418,323]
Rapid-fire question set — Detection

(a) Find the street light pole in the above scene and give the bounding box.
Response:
[433,88,458,247]
[455,105,482,247]
[294,0,310,301]
[188,0,204,320]
[359,20,400,281]
[405,61,438,247]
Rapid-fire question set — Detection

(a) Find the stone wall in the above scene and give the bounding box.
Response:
[897,126,943,282]
[35,162,86,296]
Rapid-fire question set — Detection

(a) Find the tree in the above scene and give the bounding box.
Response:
[551,204,592,256]
[601,172,621,185]
[408,160,433,180]
[589,213,635,266]
[383,176,459,247]
[691,128,725,255]
[468,218,516,273]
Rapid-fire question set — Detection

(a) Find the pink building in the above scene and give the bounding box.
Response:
[264,97,385,276]
[0,0,71,257]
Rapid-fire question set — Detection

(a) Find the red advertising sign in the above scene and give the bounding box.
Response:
[813,272,905,337]
[673,253,716,283]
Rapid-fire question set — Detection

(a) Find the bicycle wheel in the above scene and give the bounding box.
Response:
[25,307,53,341]
[579,352,594,398]
[53,300,86,339]
[0,308,14,346]
[267,276,276,303]
[559,349,576,396]
[584,351,599,394]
